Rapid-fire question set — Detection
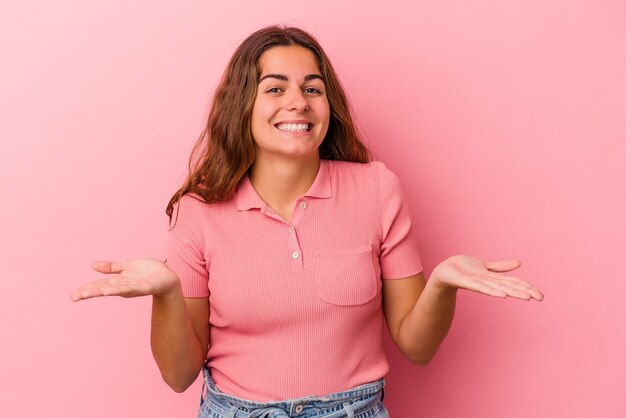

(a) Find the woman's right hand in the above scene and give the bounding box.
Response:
[70,258,180,302]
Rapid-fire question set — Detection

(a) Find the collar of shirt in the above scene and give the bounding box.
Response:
[236,159,332,212]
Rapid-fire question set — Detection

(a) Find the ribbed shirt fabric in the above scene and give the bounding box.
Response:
[166,159,423,402]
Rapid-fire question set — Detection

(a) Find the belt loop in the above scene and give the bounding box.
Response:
[342,401,355,418]
[200,380,206,404]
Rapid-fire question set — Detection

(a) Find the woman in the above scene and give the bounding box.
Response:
[71,26,543,418]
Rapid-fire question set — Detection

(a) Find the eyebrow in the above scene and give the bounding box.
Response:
[258,73,324,83]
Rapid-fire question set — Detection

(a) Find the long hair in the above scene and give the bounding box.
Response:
[166,25,370,224]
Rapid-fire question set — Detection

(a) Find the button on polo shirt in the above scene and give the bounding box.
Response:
[166,159,422,403]
[235,161,331,270]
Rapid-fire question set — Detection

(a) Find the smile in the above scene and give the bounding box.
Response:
[275,123,313,132]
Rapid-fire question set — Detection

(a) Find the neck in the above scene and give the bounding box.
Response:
[249,153,321,208]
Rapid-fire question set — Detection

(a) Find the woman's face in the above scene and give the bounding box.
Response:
[251,45,330,163]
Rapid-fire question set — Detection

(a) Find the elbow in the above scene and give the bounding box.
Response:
[154,355,206,393]
[168,383,189,393]
[405,352,435,368]
[399,339,444,367]
[162,372,198,393]
[165,378,194,393]
[411,358,431,368]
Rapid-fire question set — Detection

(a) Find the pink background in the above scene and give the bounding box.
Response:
[1,1,625,417]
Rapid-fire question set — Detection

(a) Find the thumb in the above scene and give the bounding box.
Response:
[484,259,521,272]
[92,260,125,274]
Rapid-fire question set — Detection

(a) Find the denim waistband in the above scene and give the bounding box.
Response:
[201,366,386,418]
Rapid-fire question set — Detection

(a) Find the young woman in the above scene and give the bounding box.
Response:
[71,26,543,418]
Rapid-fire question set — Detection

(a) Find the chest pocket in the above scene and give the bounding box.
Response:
[312,244,378,306]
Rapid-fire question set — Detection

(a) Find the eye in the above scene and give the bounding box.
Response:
[304,87,322,95]
[265,87,283,94]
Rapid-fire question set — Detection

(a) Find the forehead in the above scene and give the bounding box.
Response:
[257,46,321,78]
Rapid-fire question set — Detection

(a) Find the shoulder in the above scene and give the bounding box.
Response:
[171,192,236,231]
[175,193,209,216]
[328,159,395,174]
[327,159,393,177]
[371,161,403,190]
[328,159,401,189]
[169,194,213,230]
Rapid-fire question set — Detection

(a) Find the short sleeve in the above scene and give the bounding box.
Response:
[374,162,423,279]
[165,195,209,297]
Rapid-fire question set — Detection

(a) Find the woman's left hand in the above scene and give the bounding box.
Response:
[430,255,544,301]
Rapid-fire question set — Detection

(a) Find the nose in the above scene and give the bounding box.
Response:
[285,89,309,113]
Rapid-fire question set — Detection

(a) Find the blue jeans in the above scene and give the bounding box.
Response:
[198,367,390,418]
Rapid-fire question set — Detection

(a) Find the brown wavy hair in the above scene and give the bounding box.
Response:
[166,25,370,224]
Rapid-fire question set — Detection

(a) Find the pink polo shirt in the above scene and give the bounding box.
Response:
[166,159,422,402]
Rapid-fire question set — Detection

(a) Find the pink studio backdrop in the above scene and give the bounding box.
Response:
[1,1,625,417]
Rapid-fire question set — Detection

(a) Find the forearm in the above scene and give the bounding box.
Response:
[150,283,205,392]
[396,277,457,366]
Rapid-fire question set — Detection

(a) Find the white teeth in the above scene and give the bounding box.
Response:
[276,123,309,132]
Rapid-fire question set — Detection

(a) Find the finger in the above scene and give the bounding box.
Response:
[456,275,508,298]
[475,277,532,300]
[71,281,136,301]
[92,260,125,274]
[70,276,125,301]
[478,276,544,301]
[70,285,107,301]
[70,290,84,302]
[484,259,521,272]
[485,272,534,289]
[484,273,544,301]
[70,278,115,301]
[522,286,544,301]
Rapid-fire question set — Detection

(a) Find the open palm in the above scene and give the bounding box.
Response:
[431,255,544,301]
[70,258,179,302]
